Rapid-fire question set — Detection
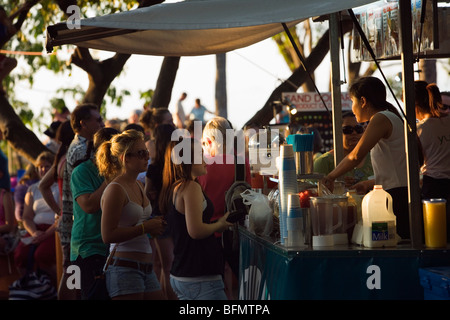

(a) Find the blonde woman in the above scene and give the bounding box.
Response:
[96,129,166,300]
[197,117,251,299]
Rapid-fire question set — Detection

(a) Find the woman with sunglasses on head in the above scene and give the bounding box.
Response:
[322,76,410,240]
[96,129,166,300]
[159,137,233,300]
[414,81,450,240]
[144,123,177,300]
[314,112,374,190]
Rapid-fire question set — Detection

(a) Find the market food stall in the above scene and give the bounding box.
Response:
[45,0,450,300]
[239,227,450,300]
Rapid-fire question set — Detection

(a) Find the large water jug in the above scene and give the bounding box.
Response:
[362,185,397,248]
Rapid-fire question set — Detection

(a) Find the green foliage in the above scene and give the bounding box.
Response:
[50,97,66,112]
[2,0,142,135]
[387,76,404,100]
[271,19,328,72]
[104,87,132,109]
[139,89,154,107]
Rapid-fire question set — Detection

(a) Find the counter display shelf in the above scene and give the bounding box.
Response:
[238,226,450,300]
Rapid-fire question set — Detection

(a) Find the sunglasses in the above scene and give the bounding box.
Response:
[126,149,150,160]
[342,125,364,135]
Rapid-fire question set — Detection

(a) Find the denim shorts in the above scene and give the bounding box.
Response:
[170,275,227,300]
[105,258,161,298]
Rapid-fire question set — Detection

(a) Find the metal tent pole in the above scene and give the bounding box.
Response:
[399,0,423,248]
[329,12,344,165]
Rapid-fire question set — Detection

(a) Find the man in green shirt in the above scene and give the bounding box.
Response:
[70,127,119,299]
[314,112,374,192]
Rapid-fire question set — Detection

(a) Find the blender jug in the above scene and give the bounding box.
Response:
[309,197,342,246]
[332,196,355,245]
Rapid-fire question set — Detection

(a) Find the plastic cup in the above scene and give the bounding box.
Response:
[422,199,447,248]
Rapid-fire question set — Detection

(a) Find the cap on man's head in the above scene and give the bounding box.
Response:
[44,121,62,139]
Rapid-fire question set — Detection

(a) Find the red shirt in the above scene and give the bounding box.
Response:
[197,153,251,223]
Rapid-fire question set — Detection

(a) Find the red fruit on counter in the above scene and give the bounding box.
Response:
[298,189,318,208]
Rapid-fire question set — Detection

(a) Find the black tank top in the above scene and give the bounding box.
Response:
[167,184,224,277]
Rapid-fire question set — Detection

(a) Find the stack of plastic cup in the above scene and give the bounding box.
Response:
[278,144,299,245]
[287,193,304,247]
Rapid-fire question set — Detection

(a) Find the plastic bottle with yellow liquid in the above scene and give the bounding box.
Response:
[362,185,398,247]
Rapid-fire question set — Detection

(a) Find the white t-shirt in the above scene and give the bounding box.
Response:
[174,99,186,128]
[417,115,450,179]
[370,110,408,190]
[28,182,59,226]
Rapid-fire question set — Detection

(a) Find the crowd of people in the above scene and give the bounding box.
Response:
[1,77,450,300]
[0,93,248,300]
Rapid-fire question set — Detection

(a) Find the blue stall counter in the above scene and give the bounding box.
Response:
[239,226,450,300]
[419,267,450,300]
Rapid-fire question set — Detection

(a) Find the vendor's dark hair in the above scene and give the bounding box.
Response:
[414,80,443,117]
[349,76,402,120]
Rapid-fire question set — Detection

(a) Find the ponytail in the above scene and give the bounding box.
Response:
[414,81,444,118]
[426,83,444,117]
[96,141,120,182]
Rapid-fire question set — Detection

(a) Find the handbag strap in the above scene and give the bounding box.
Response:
[234,138,245,182]
[102,244,117,272]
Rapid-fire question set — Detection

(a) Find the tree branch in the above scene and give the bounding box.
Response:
[0,0,39,48]
[244,20,354,128]
[245,28,331,128]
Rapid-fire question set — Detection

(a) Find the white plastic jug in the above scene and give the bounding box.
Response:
[362,185,398,248]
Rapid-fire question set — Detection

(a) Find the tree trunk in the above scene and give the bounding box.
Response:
[151,57,180,109]
[215,53,227,118]
[70,47,131,108]
[418,59,436,83]
[0,0,165,162]
[0,96,48,162]
[244,29,331,128]
[273,21,315,92]
[0,1,52,162]
[301,19,316,92]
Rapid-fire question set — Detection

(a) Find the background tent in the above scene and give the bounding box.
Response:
[46,0,377,55]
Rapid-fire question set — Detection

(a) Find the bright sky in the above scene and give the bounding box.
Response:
[15,36,306,133]
[12,9,450,142]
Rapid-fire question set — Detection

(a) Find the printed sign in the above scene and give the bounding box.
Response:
[282,92,353,112]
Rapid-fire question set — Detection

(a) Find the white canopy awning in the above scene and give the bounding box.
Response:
[46,0,377,56]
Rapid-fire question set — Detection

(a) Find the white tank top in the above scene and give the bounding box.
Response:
[102,182,152,254]
[370,110,408,190]
[29,182,59,225]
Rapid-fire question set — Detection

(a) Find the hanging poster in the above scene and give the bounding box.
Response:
[421,0,435,52]
[374,6,384,58]
[365,7,376,60]
[351,13,363,63]
[383,2,400,57]
[351,0,435,61]
[412,0,422,53]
